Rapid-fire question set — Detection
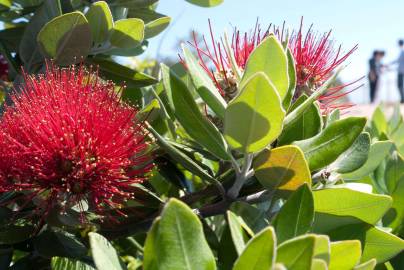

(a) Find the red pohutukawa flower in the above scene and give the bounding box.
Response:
[188,20,359,112]
[0,64,152,220]
[289,20,359,113]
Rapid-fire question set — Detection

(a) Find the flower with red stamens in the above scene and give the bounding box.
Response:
[187,20,359,113]
[0,54,8,80]
[188,20,272,100]
[0,64,153,221]
[289,19,359,112]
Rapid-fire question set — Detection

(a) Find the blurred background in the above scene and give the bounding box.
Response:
[143,0,404,106]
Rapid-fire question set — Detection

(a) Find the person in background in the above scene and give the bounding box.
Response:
[395,40,404,103]
[368,50,384,103]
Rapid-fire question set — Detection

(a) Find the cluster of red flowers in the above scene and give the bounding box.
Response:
[0,65,152,219]
[189,19,359,112]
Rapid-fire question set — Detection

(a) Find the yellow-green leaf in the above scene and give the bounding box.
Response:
[254,145,311,192]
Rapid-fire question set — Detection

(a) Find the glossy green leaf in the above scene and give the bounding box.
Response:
[19,0,62,67]
[353,259,376,270]
[37,11,92,65]
[385,151,404,193]
[165,66,230,160]
[274,184,314,243]
[329,240,361,270]
[110,18,144,49]
[185,0,223,7]
[227,211,253,255]
[233,227,276,270]
[224,72,285,153]
[277,234,316,270]
[34,230,87,258]
[282,48,297,110]
[331,132,371,174]
[371,106,387,136]
[254,145,312,192]
[278,95,322,145]
[51,257,96,270]
[313,188,392,225]
[86,57,157,88]
[182,45,227,119]
[143,199,216,270]
[241,36,289,100]
[311,260,327,270]
[89,232,125,270]
[145,16,171,38]
[293,117,366,171]
[313,235,330,265]
[85,1,113,44]
[342,141,393,180]
[328,223,404,264]
[388,104,403,134]
[384,178,404,231]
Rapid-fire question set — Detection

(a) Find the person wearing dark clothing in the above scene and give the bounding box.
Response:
[396,40,404,103]
[368,50,383,103]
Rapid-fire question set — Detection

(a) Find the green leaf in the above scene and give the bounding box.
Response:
[143,198,216,270]
[277,234,316,270]
[0,225,34,245]
[51,257,96,270]
[182,45,227,119]
[330,133,371,174]
[34,230,87,258]
[227,211,253,255]
[313,188,392,225]
[85,1,113,44]
[328,223,404,264]
[230,202,269,233]
[86,57,157,88]
[232,227,276,270]
[371,106,387,136]
[385,151,404,193]
[185,0,223,7]
[313,235,330,265]
[342,141,393,180]
[254,145,312,193]
[89,232,125,270]
[37,11,92,65]
[326,109,340,126]
[329,240,361,270]
[384,178,404,231]
[282,48,297,110]
[114,0,159,8]
[293,117,366,171]
[353,259,376,270]
[145,16,171,39]
[0,0,11,10]
[274,184,314,243]
[110,18,144,49]
[311,260,327,270]
[241,36,289,100]
[165,66,230,160]
[19,0,62,67]
[278,95,322,145]
[224,72,285,153]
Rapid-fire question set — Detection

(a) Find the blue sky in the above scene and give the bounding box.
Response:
[146,0,404,103]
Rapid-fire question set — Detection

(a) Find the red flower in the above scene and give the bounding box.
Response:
[289,19,359,113]
[0,64,152,220]
[188,20,359,113]
[0,54,8,80]
[188,20,274,99]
